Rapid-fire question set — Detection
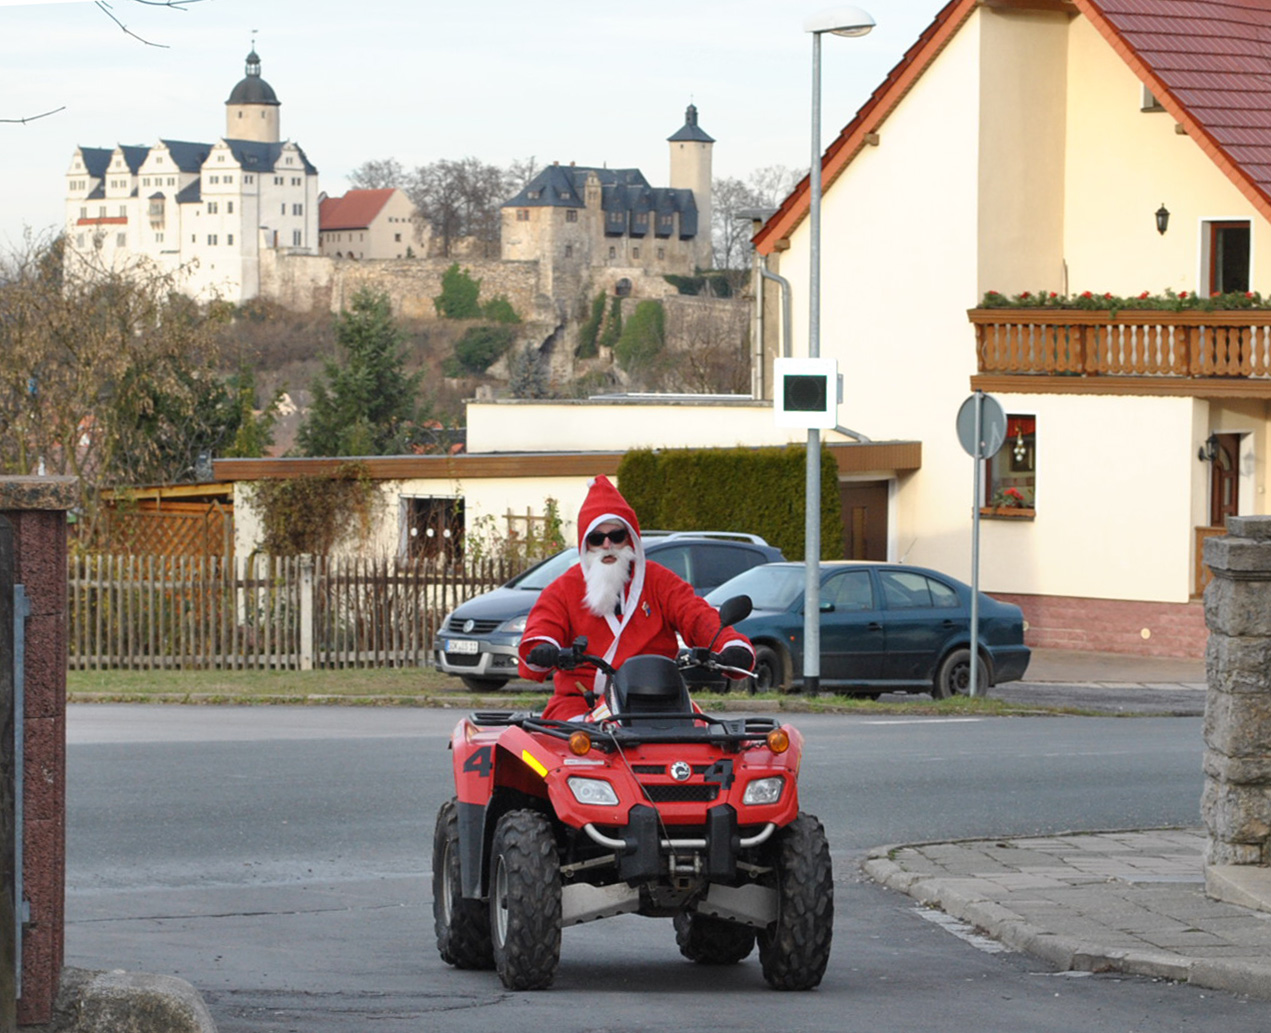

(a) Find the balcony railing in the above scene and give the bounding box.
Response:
[968,308,1271,382]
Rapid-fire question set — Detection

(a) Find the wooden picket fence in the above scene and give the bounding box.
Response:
[67,553,522,670]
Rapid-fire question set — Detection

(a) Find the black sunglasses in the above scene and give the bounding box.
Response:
[585,528,629,548]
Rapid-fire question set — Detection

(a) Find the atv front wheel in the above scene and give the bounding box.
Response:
[758,812,833,990]
[674,912,756,964]
[432,797,493,969]
[489,809,561,990]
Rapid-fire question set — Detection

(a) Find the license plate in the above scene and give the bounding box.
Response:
[445,639,479,655]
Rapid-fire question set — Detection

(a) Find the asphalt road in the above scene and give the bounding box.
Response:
[64,705,1260,1032]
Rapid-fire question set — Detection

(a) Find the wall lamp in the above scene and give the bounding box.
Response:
[1156,203,1170,235]
[1198,434,1218,462]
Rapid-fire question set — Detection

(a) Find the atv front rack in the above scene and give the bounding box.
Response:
[468,710,782,750]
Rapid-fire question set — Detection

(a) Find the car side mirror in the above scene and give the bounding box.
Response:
[820,601,835,613]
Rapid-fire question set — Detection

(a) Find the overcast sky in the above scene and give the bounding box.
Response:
[1,0,948,250]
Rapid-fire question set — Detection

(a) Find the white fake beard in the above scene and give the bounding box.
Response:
[581,543,636,618]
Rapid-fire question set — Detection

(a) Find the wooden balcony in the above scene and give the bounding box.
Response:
[968,308,1271,398]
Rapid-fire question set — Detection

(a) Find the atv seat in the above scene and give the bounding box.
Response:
[608,654,694,729]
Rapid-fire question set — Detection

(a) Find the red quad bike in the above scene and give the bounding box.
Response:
[432,596,834,991]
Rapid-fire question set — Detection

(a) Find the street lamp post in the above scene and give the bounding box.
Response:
[801,6,874,697]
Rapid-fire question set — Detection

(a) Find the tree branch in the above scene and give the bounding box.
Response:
[0,107,67,125]
[94,0,204,48]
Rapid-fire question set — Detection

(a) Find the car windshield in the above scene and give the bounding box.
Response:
[706,565,804,611]
[509,548,579,590]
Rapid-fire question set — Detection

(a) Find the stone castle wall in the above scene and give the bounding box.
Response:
[260,250,551,322]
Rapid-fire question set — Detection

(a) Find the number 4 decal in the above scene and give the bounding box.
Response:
[462,745,493,778]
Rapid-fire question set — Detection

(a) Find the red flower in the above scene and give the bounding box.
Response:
[1104,292,1113,299]
[1139,291,1150,300]
[1020,291,1032,299]
[1212,291,1221,297]
[1080,290,1093,298]
[1180,291,1189,298]
[1247,292,1255,299]
[1049,292,1058,298]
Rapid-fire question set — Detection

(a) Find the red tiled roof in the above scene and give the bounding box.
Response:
[754,0,1271,254]
[319,188,396,232]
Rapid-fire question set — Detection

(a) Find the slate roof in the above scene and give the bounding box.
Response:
[755,0,1271,252]
[161,139,213,173]
[223,139,318,175]
[118,145,150,174]
[76,146,114,179]
[320,188,396,231]
[668,103,715,144]
[503,164,698,236]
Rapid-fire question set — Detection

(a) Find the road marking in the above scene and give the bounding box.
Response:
[861,718,983,726]
[912,907,1013,954]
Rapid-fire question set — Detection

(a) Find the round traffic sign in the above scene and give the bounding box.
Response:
[956,393,1007,459]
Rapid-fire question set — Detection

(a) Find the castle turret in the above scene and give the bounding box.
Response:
[226,48,280,143]
[668,104,714,269]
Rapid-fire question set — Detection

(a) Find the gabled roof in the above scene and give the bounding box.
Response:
[160,139,213,173]
[76,146,114,179]
[504,165,651,208]
[319,188,397,231]
[222,138,318,175]
[754,0,1271,254]
[118,145,150,174]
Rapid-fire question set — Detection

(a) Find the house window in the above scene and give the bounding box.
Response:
[274,176,284,185]
[227,201,234,214]
[564,244,573,258]
[208,202,218,214]
[293,204,303,216]
[293,229,302,246]
[984,415,1036,513]
[292,177,302,186]
[565,209,578,223]
[79,207,87,219]
[207,234,218,245]
[394,232,402,242]
[116,233,126,246]
[154,232,163,243]
[244,175,253,184]
[657,247,665,260]
[1206,221,1251,294]
[119,206,127,217]
[608,246,616,259]
[281,203,287,215]
[517,209,530,221]
[227,234,234,245]
[632,246,640,259]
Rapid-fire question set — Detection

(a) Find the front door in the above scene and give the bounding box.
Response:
[1210,433,1240,527]
[839,481,888,560]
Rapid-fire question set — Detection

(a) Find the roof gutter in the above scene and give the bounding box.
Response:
[755,255,792,400]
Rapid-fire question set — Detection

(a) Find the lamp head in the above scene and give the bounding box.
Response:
[804,5,875,36]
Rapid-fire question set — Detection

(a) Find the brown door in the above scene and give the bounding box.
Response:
[839,480,889,560]
[1210,433,1240,527]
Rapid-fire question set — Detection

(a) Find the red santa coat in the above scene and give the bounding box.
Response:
[518,560,751,721]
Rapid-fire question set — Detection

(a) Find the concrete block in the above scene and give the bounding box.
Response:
[54,968,218,1033]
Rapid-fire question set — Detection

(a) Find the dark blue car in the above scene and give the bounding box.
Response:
[705,561,1030,698]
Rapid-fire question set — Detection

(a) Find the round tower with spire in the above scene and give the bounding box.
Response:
[226,45,281,143]
[668,103,715,269]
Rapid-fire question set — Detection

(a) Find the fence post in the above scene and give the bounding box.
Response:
[299,554,314,671]
[0,516,14,1033]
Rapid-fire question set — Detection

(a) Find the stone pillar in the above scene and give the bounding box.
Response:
[0,477,76,1026]
[1202,515,1271,911]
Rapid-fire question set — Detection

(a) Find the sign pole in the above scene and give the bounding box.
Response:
[970,393,983,697]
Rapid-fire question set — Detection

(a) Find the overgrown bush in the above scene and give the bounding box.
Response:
[446,324,515,375]
[614,300,665,370]
[433,263,482,318]
[481,295,520,324]
[577,291,606,358]
[246,462,379,555]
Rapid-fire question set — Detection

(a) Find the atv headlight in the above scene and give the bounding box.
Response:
[567,777,619,806]
[742,777,784,806]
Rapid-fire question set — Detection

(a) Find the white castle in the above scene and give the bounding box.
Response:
[63,48,319,302]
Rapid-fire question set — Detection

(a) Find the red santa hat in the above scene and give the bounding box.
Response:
[576,475,642,548]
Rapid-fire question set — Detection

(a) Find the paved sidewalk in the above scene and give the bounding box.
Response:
[864,828,1271,1000]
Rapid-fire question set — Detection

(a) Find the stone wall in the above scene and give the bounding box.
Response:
[260,251,552,323]
[1202,515,1271,870]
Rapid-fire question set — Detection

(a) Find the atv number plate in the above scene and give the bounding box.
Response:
[445,639,479,654]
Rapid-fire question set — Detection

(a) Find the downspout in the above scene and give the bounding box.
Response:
[756,254,793,399]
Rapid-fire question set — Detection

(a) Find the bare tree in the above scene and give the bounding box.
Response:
[347,158,407,191]
[711,176,762,271]
[406,157,512,258]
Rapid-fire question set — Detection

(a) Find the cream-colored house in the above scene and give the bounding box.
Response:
[64,49,319,302]
[319,188,420,260]
[748,0,1271,658]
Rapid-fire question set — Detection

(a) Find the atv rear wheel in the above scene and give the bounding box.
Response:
[432,797,493,969]
[674,912,756,964]
[489,809,561,990]
[758,812,833,990]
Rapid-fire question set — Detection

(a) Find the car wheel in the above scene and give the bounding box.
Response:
[432,797,493,969]
[933,648,989,699]
[757,812,834,990]
[674,912,756,964]
[749,645,784,694]
[460,675,509,692]
[489,810,561,990]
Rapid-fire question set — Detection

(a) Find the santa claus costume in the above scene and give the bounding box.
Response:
[517,476,753,721]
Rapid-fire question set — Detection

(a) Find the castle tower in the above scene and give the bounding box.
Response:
[668,103,715,269]
[225,47,281,143]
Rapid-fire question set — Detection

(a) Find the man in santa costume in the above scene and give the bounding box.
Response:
[518,476,755,721]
